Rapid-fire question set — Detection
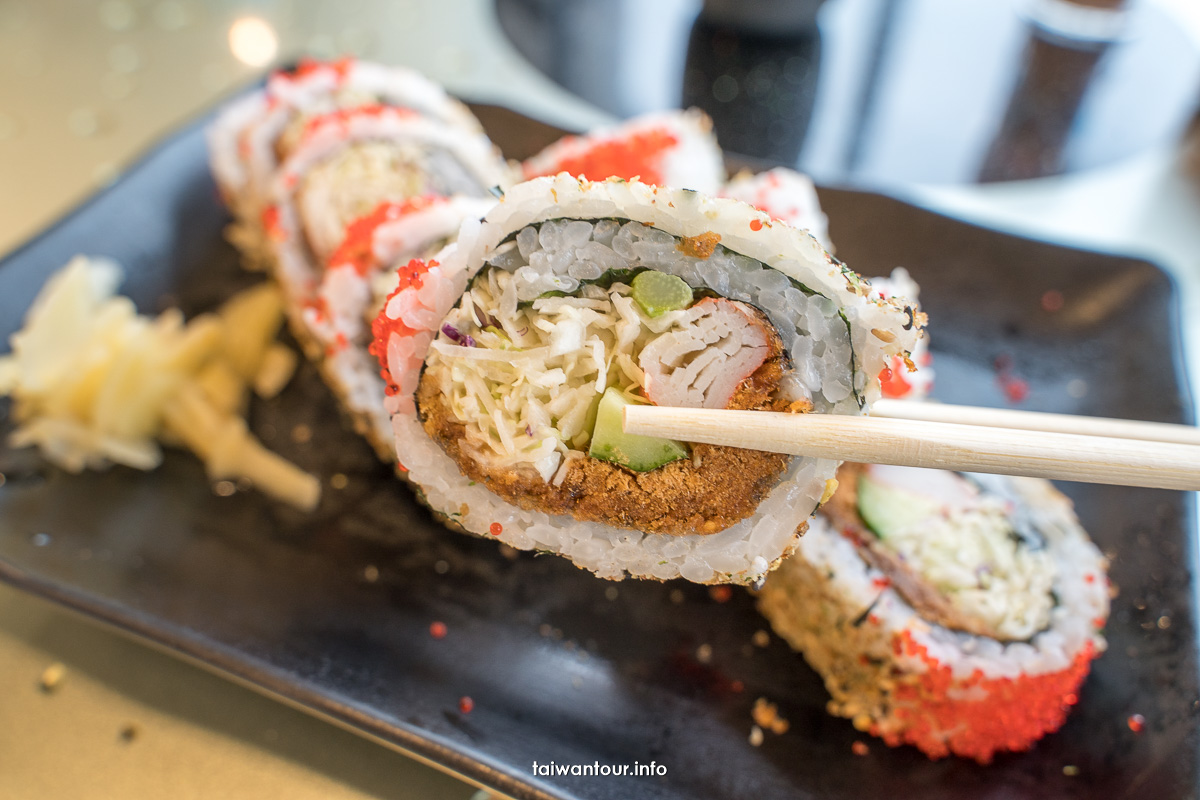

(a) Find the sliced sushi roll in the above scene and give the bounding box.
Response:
[870,268,934,401]
[371,175,922,584]
[720,167,832,251]
[260,103,512,360]
[264,104,511,268]
[757,463,1110,762]
[209,58,488,235]
[522,109,726,193]
[307,195,495,459]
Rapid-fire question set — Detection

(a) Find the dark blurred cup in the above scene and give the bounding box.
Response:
[978,0,1130,182]
[682,0,827,164]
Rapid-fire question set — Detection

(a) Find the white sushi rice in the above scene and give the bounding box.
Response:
[377,175,921,583]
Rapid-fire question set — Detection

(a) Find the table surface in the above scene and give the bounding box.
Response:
[1,1,1198,798]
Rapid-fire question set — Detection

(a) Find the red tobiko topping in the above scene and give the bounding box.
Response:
[299,103,414,146]
[324,331,350,357]
[368,258,435,393]
[1000,374,1029,404]
[328,197,444,275]
[879,357,914,398]
[528,128,679,185]
[303,296,329,324]
[458,696,474,714]
[749,219,764,232]
[1041,289,1064,312]
[1127,714,1145,734]
[709,586,733,604]
[489,522,503,536]
[429,621,447,640]
[878,631,1098,763]
[262,206,286,241]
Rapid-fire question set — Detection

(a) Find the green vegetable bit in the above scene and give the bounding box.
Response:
[856,472,941,539]
[631,271,693,318]
[588,388,688,472]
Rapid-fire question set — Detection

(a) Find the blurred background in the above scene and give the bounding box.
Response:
[2,0,1200,798]
[3,0,1200,257]
[496,0,1200,184]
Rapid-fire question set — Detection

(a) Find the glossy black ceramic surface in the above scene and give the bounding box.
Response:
[0,103,1195,800]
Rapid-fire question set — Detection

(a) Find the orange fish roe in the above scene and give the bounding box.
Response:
[530,128,679,185]
[852,741,870,756]
[749,219,764,232]
[303,296,329,324]
[325,331,350,357]
[489,522,503,536]
[458,696,474,714]
[1127,713,1145,734]
[429,621,447,640]
[709,586,733,604]
[261,206,286,241]
[299,104,414,147]
[1041,289,1064,313]
[369,258,434,393]
[878,356,914,398]
[328,197,443,275]
[878,631,1098,763]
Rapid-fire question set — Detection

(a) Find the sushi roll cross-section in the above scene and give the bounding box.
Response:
[372,174,922,584]
[758,463,1110,762]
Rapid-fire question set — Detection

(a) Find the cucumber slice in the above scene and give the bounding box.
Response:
[588,387,688,471]
[631,270,693,318]
[856,471,942,539]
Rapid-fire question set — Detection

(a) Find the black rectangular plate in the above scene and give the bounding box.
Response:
[0,103,1196,800]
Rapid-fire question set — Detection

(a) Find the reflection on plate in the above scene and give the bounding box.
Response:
[0,104,1195,800]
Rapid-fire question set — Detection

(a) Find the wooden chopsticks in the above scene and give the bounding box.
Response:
[871,399,1200,446]
[622,404,1200,491]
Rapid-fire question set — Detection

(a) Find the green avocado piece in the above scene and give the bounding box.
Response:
[588,388,688,472]
[856,471,942,539]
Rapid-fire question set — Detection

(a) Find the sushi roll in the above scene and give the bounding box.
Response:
[522,109,726,193]
[870,268,934,401]
[371,174,922,584]
[307,194,496,459]
[757,463,1110,762]
[255,101,511,402]
[209,60,514,460]
[262,102,511,282]
[209,58,490,239]
[720,167,832,251]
